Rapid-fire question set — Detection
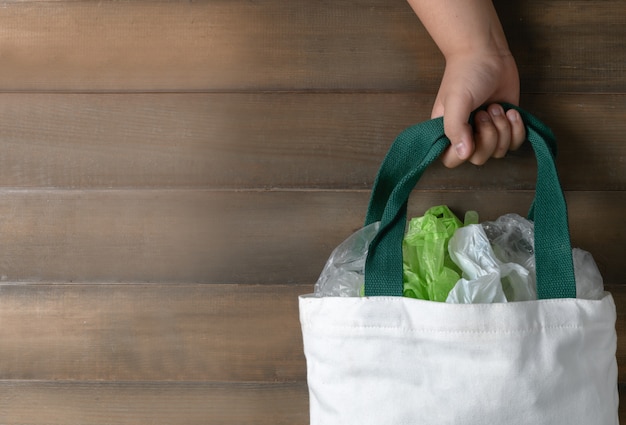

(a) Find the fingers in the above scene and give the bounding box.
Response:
[468,109,499,165]
[461,104,526,167]
[506,108,526,151]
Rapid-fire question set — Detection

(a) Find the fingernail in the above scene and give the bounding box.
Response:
[455,143,468,158]
[507,110,519,122]
[489,105,503,116]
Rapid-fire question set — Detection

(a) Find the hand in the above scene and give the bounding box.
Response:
[432,51,526,168]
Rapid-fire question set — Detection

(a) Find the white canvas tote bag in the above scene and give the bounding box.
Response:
[299,105,618,425]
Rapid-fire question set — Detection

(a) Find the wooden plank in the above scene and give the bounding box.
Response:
[0,190,621,285]
[2,283,624,383]
[0,0,439,92]
[0,92,623,190]
[0,380,625,425]
[0,283,307,382]
[0,380,309,425]
[0,0,622,92]
[497,1,626,94]
[523,95,626,192]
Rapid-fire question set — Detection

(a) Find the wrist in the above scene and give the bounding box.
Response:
[442,46,515,72]
[440,23,512,63]
[407,0,511,62]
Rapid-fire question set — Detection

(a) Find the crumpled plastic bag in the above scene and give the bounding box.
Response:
[573,247,605,300]
[483,213,604,300]
[446,224,536,303]
[313,210,604,301]
[482,214,535,273]
[447,213,604,303]
[314,221,380,297]
[402,205,463,301]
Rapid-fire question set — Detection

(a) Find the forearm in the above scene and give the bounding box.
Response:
[406,0,511,59]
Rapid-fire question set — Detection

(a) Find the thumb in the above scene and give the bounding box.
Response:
[440,97,475,167]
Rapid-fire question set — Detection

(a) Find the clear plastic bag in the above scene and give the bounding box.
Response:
[447,213,604,303]
[446,224,535,303]
[482,213,535,273]
[573,247,605,300]
[314,211,604,301]
[314,222,380,297]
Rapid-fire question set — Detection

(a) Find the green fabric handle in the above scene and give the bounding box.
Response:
[364,104,576,299]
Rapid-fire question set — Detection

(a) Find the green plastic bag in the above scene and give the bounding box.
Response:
[402,205,464,301]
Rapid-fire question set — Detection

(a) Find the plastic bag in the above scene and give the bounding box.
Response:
[314,222,380,297]
[573,247,605,300]
[482,214,535,273]
[314,211,604,301]
[314,205,468,300]
[447,213,604,303]
[482,214,604,300]
[446,224,535,303]
[402,205,463,301]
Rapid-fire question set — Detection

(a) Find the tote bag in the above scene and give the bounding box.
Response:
[299,105,618,425]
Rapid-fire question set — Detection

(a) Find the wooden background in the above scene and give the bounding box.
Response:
[0,0,623,423]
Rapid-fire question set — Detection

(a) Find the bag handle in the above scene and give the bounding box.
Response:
[364,104,576,299]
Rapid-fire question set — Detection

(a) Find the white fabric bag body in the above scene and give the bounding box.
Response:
[300,293,618,425]
[300,108,619,424]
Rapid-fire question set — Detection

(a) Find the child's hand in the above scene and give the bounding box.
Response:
[432,51,526,168]
[407,0,526,168]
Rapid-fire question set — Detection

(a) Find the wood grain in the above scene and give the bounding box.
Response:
[0,283,307,382]
[0,0,622,92]
[0,380,309,425]
[0,1,622,423]
[0,283,625,383]
[0,92,623,190]
[497,1,626,94]
[1,380,626,425]
[0,189,621,285]
[1,283,625,383]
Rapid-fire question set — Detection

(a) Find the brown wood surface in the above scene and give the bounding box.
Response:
[1,380,625,424]
[0,283,625,424]
[0,92,623,190]
[0,283,306,382]
[0,0,622,92]
[0,0,623,423]
[0,381,309,425]
[3,283,626,383]
[0,190,620,285]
